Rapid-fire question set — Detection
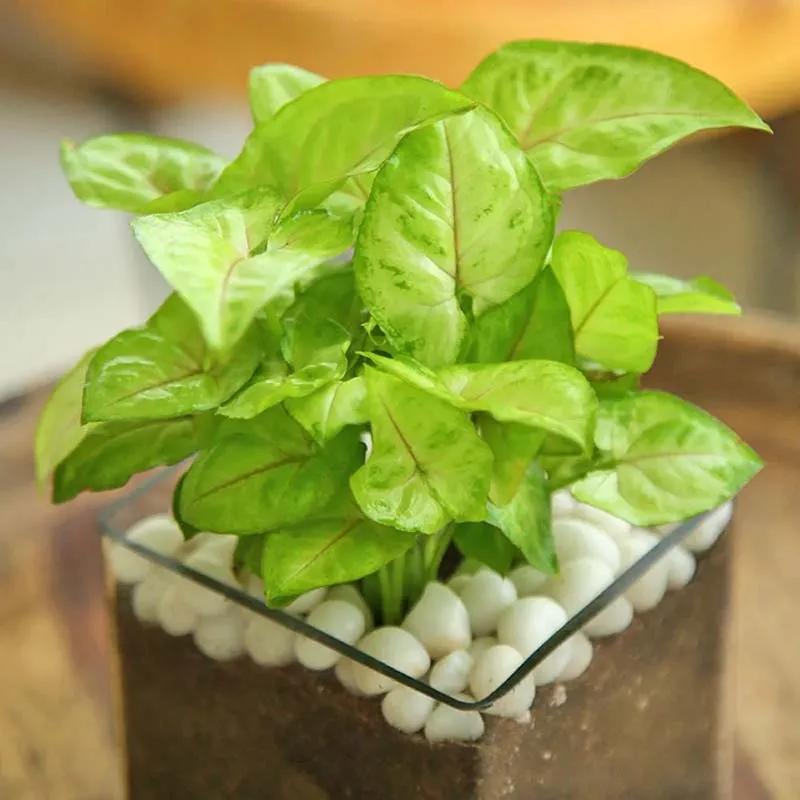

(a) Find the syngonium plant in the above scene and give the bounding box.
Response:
[36,41,766,623]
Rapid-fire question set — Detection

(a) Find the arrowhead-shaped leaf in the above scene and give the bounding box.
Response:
[467,266,574,364]
[286,377,369,444]
[350,368,492,534]
[133,190,353,353]
[355,107,553,366]
[487,463,557,574]
[633,273,740,315]
[262,503,416,602]
[248,64,324,123]
[178,407,363,533]
[83,294,261,422]
[551,230,659,373]
[453,522,518,574]
[53,417,199,503]
[572,391,762,525]
[61,134,225,212]
[463,40,769,191]
[216,75,475,209]
[35,349,95,489]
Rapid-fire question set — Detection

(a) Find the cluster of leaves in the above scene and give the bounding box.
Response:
[37,41,765,606]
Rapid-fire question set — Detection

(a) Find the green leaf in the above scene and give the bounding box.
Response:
[551,231,659,373]
[462,40,769,191]
[133,190,353,353]
[262,505,416,602]
[453,522,518,574]
[248,64,324,124]
[234,534,266,577]
[487,463,557,574]
[172,473,201,539]
[286,377,369,444]
[571,391,763,525]
[35,349,94,489]
[365,353,596,451]
[216,75,476,209]
[60,134,225,212]
[83,294,260,422]
[178,407,364,533]
[438,361,596,451]
[466,266,574,364]
[479,415,545,505]
[350,368,492,534]
[354,107,553,366]
[633,273,741,315]
[53,417,199,503]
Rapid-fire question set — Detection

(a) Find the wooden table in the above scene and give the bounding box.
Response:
[10,0,800,116]
[0,313,798,799]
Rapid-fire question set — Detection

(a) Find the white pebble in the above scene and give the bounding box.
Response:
[459,570,518,636]
[327,584,374,630]
[469,645,536,718]
[683,502,732,553]
[193,607,245,661]
[285,587,328,614]
[619,531,669,613]
[157,585,198,636]
[109,514,184,583]
[334,658,363,694]
[497,597,572,685]
[558,633,593,681]
[544,558,633,638]
[174,551,237,616]
[295,600,366,670]
[131,569,170,623]
[244,616,296,667]
[468,636,498,662]
[382,687,436,734]
[402,582,471,658]
[351,627,431,696]
[429,650,474,694]
[509,564,549,596]
[551,489,576,515]
[190,533,239,564]
[571,503,632,541]
[424,698,485,743]
[552,518,621,572]
[666,546,696,590]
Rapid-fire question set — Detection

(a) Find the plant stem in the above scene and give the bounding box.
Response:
[364,525,456,625]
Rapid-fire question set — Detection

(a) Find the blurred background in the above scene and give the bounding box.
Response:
[0,2,798,799]
[0,0,798,399]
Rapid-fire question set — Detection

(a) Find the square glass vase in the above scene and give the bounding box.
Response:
[101,473,733,800]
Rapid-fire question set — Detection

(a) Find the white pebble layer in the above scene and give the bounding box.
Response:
[350,627,430,696]
[113,499,730,743]
[244,616,296,667]
[618,531,669,613]
[497,597,572,685]
[382,687,435,734]
[429,650,473,694]
[458,570,517,636]
[402,582,471,659]
[469,645,536,718]
[295,600,366,670]
[558,633,593,681]
[424,698,485,743]
[109,514,184,583]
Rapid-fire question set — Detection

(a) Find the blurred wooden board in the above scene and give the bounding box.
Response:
[9,0,800,115]
[0,311,798,798]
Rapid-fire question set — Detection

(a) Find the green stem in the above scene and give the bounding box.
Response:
[365,525,456,625]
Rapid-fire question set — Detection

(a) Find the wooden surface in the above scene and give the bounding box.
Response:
[0,312,798,799]
[9,0,800,115]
